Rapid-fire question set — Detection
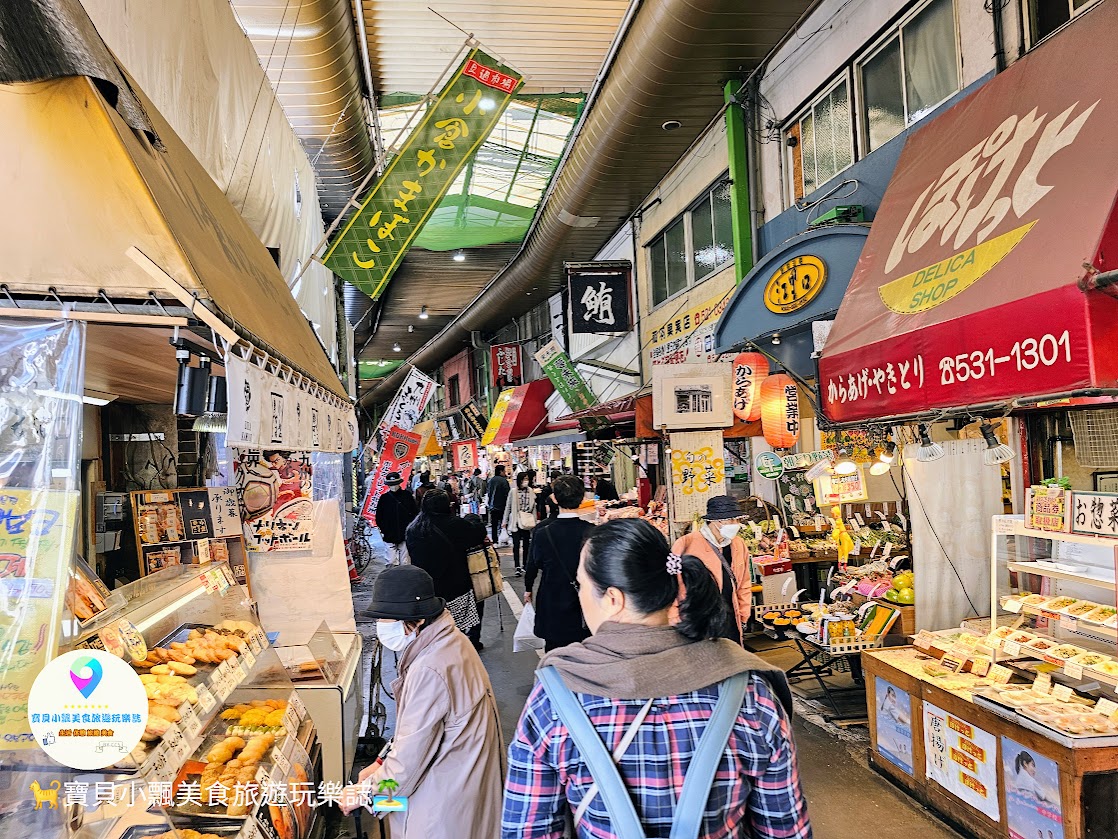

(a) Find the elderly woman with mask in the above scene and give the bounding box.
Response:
[671,495,752,644]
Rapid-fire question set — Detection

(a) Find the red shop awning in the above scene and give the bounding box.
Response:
[819,2,1118,424]
[489,378,554,446]
[557,387,646,422]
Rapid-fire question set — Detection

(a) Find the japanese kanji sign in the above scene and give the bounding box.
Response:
[567,262,631,334]
[452,439,479,472]
[668,432,726,522]
[322,49,524,298]
[923,702,999,822]
[459,401,487,439]
[534,340,596,413]
[372,367,436,453]
[1069,491,1118,538]
[481,388,515,446]
[490,343,522,388]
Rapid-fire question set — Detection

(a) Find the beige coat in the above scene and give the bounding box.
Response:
[671,528,752,642]
[371,610,505,838]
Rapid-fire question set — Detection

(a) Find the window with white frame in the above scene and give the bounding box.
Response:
[786,77,854,201]
[859,0,961,153]
[648,179,734,307]
[1027,0,1102,47]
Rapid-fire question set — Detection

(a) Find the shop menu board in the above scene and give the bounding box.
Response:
[234,451,314,552]
[0,489,79,748]
[1001,736,1064,839]
[132,488,248,584]
[814,467,868,506]
[923,701,1000,822]
[874,677,914,776]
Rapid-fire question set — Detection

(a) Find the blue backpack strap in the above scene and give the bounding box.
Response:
[537,667,648,839]
[668,672,750,839]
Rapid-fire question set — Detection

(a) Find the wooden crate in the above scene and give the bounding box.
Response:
[849,593,916,636]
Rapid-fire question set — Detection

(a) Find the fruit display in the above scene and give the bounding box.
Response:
[882,570,915,605]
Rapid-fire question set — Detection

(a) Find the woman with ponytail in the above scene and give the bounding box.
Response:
[502,519,811,839]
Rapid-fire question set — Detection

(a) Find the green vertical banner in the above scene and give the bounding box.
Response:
[323,49,524,298]
[534,340,606,430]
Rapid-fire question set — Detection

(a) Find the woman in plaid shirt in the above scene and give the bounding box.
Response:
[502,519,812,838]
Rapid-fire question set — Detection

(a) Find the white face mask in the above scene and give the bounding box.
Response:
[377,620,415,652]
[719,523,742,542]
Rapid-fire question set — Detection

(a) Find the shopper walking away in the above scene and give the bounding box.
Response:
[537,470,561,520]
[341,565,504,838]
[469,468,485,515]
[487,464,511,545]
[374,472,418,566]
[405,490,487,644]
[594,476,619,502]
[503,518,810,839]
[415,472,434,505]
[523,475,591,652]
[503,472,539,575]
[671,494,753,644]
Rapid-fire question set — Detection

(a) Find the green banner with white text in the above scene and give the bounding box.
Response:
[322,49,524,298]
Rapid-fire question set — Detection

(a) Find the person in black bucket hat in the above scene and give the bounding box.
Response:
[341,564,505,837]
[374,471,418,567]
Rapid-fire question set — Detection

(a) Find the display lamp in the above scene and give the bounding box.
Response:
[869,441,897,475]
[833,449,858,475]
[419,305,429,319]
[392,342,401,352]
[980,420,1015,466]
[192,374,228,433]
[916,423,944,462]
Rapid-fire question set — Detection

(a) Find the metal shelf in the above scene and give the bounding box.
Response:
[1007,561,1116,590]
[1014,526,1118,548]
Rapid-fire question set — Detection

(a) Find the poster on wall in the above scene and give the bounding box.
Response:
[235,451,314,552]
[814,468,869,506]
[453,439,480,472]
[923,701,1000,822]
[491,344,522,388]
[360,426,422,524]
[669,431,727,522]
[131,488,246,578]
[1002,736,1064,839]
[652,363,733,429]
[874,677,914,775]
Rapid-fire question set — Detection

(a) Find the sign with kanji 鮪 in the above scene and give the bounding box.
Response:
[568,262,632,334]
[669,431,727,522]
[534,340,597,414]
[1070,491,1118,538]
[322,50,524,298]
[491,343,522,388]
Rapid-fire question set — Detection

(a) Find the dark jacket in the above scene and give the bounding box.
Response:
[374,488,418,545]
[406,513,487,602]
[536,483,559,519]
[526,516,591,644]
[594,478,619,501]
[486,475,511,512]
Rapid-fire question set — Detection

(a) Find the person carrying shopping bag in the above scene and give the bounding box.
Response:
[503,471,539,576]
[503,518,811,839]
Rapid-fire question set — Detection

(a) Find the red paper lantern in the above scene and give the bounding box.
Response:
[731,352,769,422]
[760,373,801,449]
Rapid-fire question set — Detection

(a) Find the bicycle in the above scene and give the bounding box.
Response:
[347,516,375,578]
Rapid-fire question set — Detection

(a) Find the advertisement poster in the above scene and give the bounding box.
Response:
[1002,737,1064,839]
[491,344,522,388]
[373,367,436,453]
[923,701,1000,822]
[669,431,726,522]
[874,677,914,775]
[0,489,80,748]
[814,468,869,506]
[647,287,732,366]
[453,439,480,472]
[235,451,314,552]
[360,426,422,524]
[131,488,243,575]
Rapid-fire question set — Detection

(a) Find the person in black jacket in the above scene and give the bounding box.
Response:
[594,476,620,502]
[486,464,511,545]
[374,472,418,566]
[523,475,591,651]
[536,470,561,520]
[405,489,487,644]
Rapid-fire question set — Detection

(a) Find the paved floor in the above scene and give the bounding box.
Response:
[334,531,963,839]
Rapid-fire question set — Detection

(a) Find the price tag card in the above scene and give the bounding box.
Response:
[241,647,257,671]
[790,526,800,538]
[249,629,265,655]
[1053,684,1075,702]
[196,683,216,715]
[179,701,201,739]
[1058,617,1078,633]
[882,543,893,558]
[1034,673,1053,695]
[270,745,291,778]
[1004,599,1023,614]
[815,515,826,527]
[282,705,299,738]
[970,657,992,677]
[987,664,1014,684]
[940,652,966,673]
[289,691,307,721]
[1064,662,1084,680]
[237,821,259,839]
[1094,697,1118,717]
[913,631,934,651]
[148,742,171,783]
[1003,640,1022,657]
[222,564,237,587]
[238,657,252,682]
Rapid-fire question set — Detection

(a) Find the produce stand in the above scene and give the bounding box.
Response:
[863,512,1118,839]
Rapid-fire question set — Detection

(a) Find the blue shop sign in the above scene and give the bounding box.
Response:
[714,225,868,380]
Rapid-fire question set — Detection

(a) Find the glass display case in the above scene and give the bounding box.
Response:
[0,561,324,839]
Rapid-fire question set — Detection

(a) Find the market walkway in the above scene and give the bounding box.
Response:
[339,532,962,839]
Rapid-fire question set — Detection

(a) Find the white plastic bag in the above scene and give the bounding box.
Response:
[513,604,544,652]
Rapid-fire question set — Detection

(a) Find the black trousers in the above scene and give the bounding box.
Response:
[467,598,485,645]
[511,530,531,569]
[489,508,505,544]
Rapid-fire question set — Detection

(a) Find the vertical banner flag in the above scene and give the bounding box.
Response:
[361,426,422,524]
[322,49,525,298]
[373,366,436,453]
[491,343,522,388]
[481,388,516,445]
[568,262,632,333]
[534,339,599,415]
[452,439,480,472]
[459,401,488,439]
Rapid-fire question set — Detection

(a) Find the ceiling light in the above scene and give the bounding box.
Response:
[453,251,466,262]
[661,120,682,131]
[771,332,781,346]
[980,420,1015,465]
[419,305,429,319]
[392,342,401,352]
[408,325,415,333]
[833,449,858,475]
[869,461,891,476]
[916,423,944,462]
[878,440,897,464]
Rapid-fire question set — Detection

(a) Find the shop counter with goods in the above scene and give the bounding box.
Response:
[864,515,1118,839]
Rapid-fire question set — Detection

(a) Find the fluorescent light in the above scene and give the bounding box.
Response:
[419,305,429,319]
